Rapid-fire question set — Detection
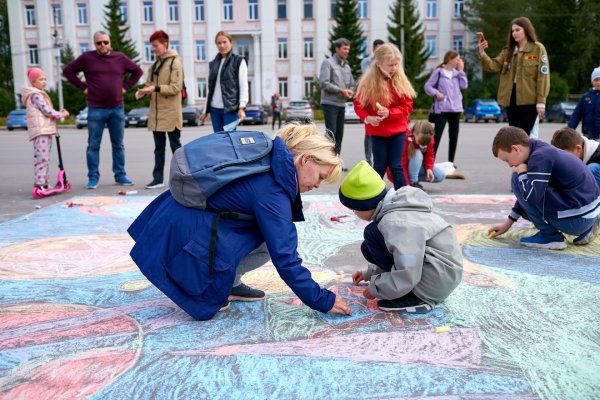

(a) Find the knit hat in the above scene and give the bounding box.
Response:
[592,67,600,83]
[339,161,387,211]
[27,68,45,85]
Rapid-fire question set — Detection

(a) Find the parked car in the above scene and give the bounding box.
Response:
[76,107,88,129]
[241,104,268,125]
[464,99,502,123]
[545,101,577,123]
[182,106,202,126]
[6,109,27,131]
[125,107,150,127]
[344,102,360,123]
[284,100,313,123]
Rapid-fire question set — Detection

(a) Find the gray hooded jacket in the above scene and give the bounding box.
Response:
[363,187,463,305]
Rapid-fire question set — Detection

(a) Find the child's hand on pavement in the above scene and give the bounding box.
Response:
[363,287,375,300]
[352,270,365,284]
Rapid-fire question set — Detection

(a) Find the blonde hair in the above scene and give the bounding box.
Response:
[356,43,416,109]
[277,123,342,183]
[407,120,434,158]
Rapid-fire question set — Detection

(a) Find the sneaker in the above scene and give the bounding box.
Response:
[219,301,231,312]
[229,283,265,301]
[520,231,567,250]
[377,292,432,313]
[573,216,600,245]
[410,182,424,190]
[115,177,134,186]
[86,179,98,189]
[145,180,165,189]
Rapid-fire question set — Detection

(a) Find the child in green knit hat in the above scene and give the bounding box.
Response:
[339,161,463,312]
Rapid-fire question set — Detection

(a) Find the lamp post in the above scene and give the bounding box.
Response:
[52,2,64,110]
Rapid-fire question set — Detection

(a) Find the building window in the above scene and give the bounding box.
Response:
[426,0,437,19]
[303,38,314,59]
[453,35,464,53]
[237,40,250,62]
[277,38,287,59]
[248,0,258,20]
[145,42,155,62]
[119,2,127,23]
[197,78,207,98]
[223,0,233,21]
[330,0,338,19]
[51,4,62,26]
[171,40,180,54]
[169,1,179,22]
[277,0,286,19]
[454,0,464,18]
[25,5,36,27]
[358,0,367,19]
[195,40,206,61]
[304,77,314,99]
[77,3,88,25]
[143,2,153,22]
[80,43,89,54]
[426,35,436,57]
[278,78,288,98]
[304,0,313,19]
[194,0,205,21]
[28,45,39,65]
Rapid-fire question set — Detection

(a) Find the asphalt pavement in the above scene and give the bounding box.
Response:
[0,120,566,223]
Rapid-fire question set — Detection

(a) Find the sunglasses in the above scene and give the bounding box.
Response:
[95,41,109,46]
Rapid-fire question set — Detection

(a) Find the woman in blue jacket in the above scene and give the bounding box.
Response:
[128,124,352,320]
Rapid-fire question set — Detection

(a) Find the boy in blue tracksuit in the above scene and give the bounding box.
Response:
[568,67,600,140]
[489,126,600,250]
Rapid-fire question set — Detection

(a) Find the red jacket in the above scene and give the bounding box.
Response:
[402,132,435,184]
[353,81,413,137]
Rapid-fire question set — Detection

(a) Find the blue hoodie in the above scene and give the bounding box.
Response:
[128,137,335,320]
[569,88,600,140]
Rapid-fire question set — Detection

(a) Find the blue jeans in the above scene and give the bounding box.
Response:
[511,174,595,236]
[86,106,126,181]
[210,107,238,132]
[588,163,600,188]
[408,150,446,183]
[322,104,346,155]
[371,133,406,189]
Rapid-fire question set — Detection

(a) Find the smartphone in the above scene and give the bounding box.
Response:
[477,32,485,43]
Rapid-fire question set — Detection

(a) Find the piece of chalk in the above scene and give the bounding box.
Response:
[336,270,344,275]
[375,102,383,110]
[487,231,495,239]
[434,326,451,333]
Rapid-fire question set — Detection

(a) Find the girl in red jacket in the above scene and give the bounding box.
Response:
[354,43,416,188]
[403,120,446,190]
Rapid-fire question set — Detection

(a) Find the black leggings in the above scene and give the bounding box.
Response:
[433,112,461,163]
[507,84,538,135]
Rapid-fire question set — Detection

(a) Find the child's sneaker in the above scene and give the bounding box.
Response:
[377,291,432,313]
[520,231,567,250]
[229,283,265,301]
[573,216,600,245]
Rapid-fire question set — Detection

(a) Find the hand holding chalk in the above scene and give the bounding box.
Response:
[487,230,496,239]
[375,102,383,110]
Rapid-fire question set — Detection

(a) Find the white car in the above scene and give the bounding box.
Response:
[284,100,314,123]
[344,102,360,123]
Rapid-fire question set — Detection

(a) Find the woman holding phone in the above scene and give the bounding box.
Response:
[478,17,550,135]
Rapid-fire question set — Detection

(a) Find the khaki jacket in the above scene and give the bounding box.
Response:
[480,41,550,107]
[145,49,183,132]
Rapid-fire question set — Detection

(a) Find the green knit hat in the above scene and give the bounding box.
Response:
[339,161,387,211]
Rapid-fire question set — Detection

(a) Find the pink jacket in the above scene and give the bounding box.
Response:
[21,86,58,141]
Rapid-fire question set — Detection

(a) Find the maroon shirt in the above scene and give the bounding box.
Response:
[63,50,143,108]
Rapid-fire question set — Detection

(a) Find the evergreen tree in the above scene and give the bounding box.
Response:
[387,0,428,85]
[102,0,140,63]
[329,0,365,79]
[567,0,600,93]
[0,0,14,113]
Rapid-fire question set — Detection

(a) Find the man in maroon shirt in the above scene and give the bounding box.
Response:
[63,31,143,189]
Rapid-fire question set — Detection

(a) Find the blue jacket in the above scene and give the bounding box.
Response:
[569,88,600,140]
[128,137,335,320]
[509,139,600,222]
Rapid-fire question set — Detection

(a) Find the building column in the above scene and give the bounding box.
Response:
[252,33,262,105]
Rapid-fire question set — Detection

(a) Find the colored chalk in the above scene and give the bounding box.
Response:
[487,231,496,239]
[434,326,451,333]
[336,270,344,275]
[375,102,383,110]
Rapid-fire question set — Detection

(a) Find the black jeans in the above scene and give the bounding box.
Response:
[272,111,281,130]
[152,129,181,183]
[371,133,407,189]
[322,104,346,155]
[508,85,538,135]
[433,112,461,163]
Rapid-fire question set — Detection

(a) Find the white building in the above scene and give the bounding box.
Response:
[7,0,471,109]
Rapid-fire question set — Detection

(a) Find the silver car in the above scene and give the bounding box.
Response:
[285,100,313,123]
[75,107,88,129]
